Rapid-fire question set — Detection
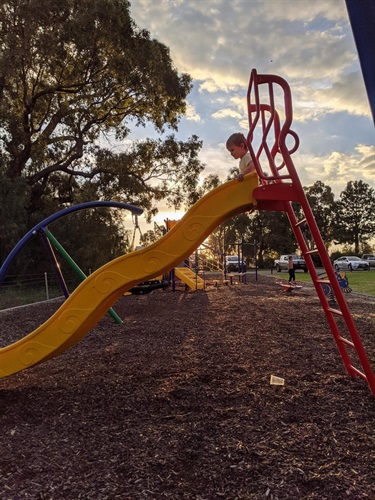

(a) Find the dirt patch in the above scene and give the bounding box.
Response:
[1,275,374,499]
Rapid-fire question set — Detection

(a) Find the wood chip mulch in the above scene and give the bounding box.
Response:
[1,275,374,499]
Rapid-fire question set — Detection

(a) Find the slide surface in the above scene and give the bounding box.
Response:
[0,174,258,378]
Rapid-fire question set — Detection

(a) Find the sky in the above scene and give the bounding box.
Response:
[123,0,375,234]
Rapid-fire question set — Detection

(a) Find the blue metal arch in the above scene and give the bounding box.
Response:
[0,201,143,284]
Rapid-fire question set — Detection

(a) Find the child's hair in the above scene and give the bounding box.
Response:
[226,132,248,150]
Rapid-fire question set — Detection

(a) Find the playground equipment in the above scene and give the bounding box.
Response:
[127,279,169,295]
[0,174,258,377]
[131,214,143,249]
[276,280,303,293]
[245,69,374,396]
[164,219,205,291]
[174,267,205,290]
[1,70,374,398]
[0,201,143,324]
[318,271,352,302]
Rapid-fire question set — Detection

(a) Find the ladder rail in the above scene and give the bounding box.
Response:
[246,68,375,396]
[286,200,375,388]
[288,201,375,393]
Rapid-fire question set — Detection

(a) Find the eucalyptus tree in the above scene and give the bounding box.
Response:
[0,0,206,270]
[333,180,375,255]
[303,181,336,248]
[0,0,201,218]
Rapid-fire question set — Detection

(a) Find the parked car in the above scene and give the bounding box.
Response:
[274,254,308,273]
[225,255,247,273]
[361,254,375,268]
[333,256,370,271]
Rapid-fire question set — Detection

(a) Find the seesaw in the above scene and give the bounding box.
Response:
[276,280,303,292]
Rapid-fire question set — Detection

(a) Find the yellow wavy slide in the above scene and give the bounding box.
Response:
[0,174,258,378]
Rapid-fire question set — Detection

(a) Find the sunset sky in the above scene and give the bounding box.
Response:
[125,0,374,232]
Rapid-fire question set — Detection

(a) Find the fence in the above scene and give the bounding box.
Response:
[0,270,83,310]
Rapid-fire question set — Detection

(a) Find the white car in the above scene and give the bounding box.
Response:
[225,255,247,273]
[333,256,370,271]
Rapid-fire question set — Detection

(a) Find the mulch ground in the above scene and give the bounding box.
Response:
[0,275,374,499]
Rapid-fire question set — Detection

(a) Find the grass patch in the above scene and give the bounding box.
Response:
[0,286,63,310]
[274,269,375,296]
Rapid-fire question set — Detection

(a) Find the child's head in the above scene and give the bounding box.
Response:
[226,133,248,160]
[226,133,248,150]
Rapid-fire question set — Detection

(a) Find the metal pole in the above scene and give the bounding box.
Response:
[44,272,49,300]
[44,229,123,324]
[39,229,70,298]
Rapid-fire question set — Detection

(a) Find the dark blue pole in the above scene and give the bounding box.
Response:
[346,0,375,125]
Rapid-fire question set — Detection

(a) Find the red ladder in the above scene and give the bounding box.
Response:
[247,69,375,397]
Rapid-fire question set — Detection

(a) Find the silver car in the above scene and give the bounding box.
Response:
[333,256,370,271]
[361,254,375,268]
[225,255,247,273]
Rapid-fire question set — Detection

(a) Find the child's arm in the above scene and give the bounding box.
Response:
[237,161,256,181]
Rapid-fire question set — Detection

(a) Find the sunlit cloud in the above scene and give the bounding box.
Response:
[299,145,375,196]
[185,102,201,122]
[212,108,242,120]
[128,0,374,206]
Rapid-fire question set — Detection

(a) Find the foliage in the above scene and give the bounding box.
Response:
[90,135,205,222]
[0,0,206,272]
[140,219,167,247]
[0,168,30,263]
[50,208,131,272]
[302,181,335,249]
[0,0,195,215]
[204,178,374,269]
[333,181,375,254]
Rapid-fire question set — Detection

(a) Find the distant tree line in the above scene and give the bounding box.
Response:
[205,179,375,268]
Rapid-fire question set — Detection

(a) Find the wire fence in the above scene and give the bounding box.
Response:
[0,270,84,310]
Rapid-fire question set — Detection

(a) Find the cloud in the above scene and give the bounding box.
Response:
[298,145,375,196]
[128,0,374,205]
[212,108,242,120]
[185,102,202,122]
[130,0,369,118]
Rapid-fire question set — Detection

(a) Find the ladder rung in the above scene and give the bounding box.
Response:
[338,335,354,348]
[305,248,319,255]
[326,307,343,316]
[348,364,367,380]
[317,279,331,284]
[295,218,307,227]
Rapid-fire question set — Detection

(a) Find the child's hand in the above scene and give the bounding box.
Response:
[237,173,244,182]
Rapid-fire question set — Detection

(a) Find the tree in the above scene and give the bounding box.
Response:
[246,210,295,267]
[333,180,375,254]
[0,166,30,263]
[206,207,295,269]
[0,0,207,274]
[303,181,336,249]
[91,135,205,223]
[0,0,194,214]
